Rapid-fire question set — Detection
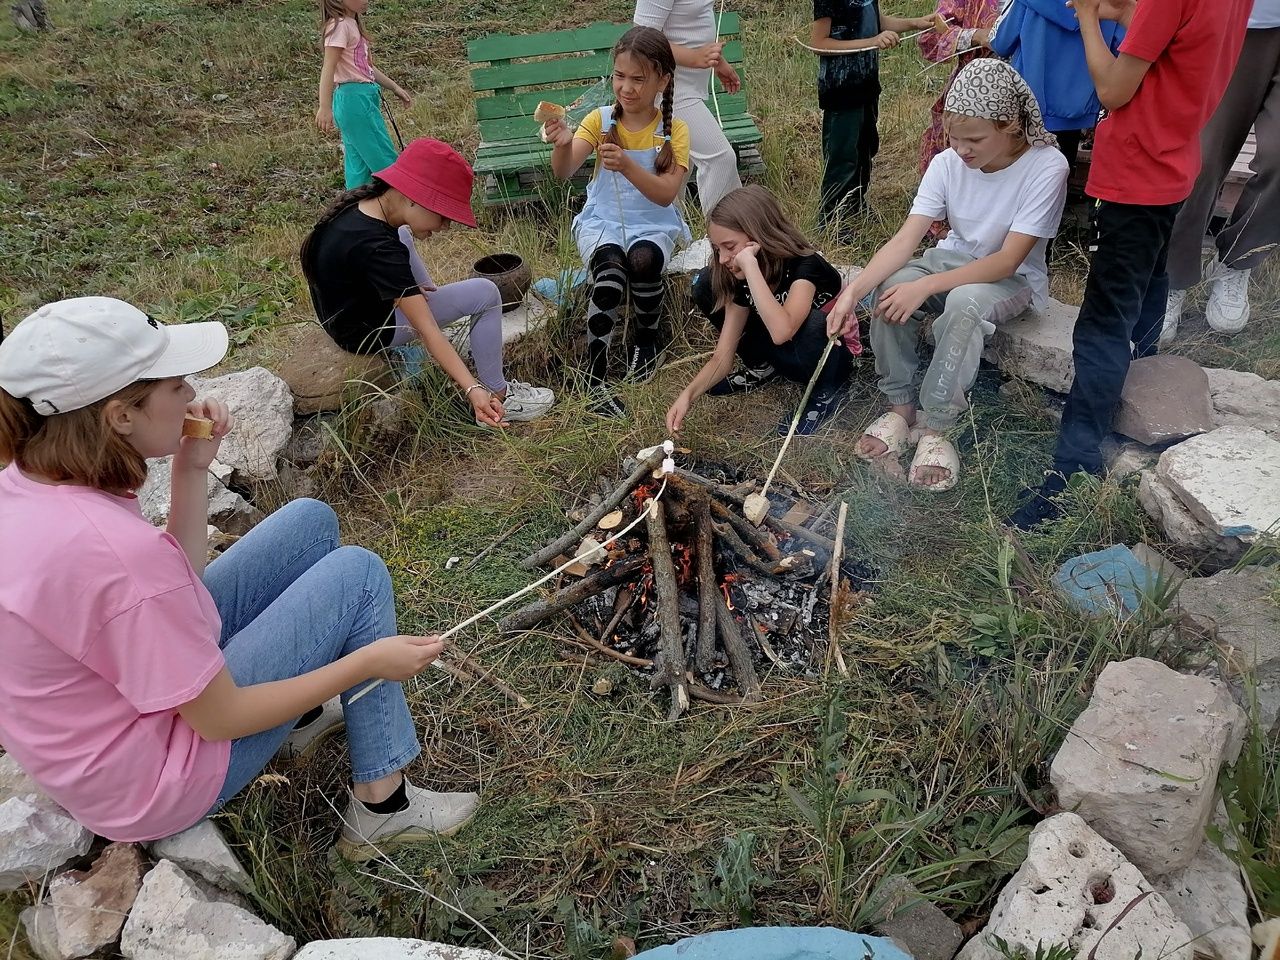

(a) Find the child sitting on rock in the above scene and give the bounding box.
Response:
[826,59,1068,491]
[667,185,851,437]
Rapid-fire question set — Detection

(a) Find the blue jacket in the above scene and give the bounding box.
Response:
[991,0,1125,132]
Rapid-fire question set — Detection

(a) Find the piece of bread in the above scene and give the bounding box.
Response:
[182,415,214,440]
[533,100,566,123]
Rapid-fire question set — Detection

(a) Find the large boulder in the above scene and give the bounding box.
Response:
[21,841,146,960]
[1152,840,1251,960]
[146,819,251,893]
[137,457,262,536]
[1156,426,1280,540]
[1204,367,1280,440]
[293,940,503,960]
[1136,471,1247,572]
[1049,658,1245,877]
[274,323,393,415]
[120,860,293,960]
[0,755,93,892]
[190,367,293,483]
[1114,356,1214,446]
[984,299,1077,394]
[956,813,1192,960]
[1175,566,1280,675]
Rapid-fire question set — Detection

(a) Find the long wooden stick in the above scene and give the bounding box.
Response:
[716,598,762,702]
[827,501,850,677]
[678,470,838,554]
[498,556,646,633]
[915,44,981,77]
[792,17,952,54]
[760,336,839,503]
[646,500,690,720]
[521,449,664,570]
[694,499,718,674]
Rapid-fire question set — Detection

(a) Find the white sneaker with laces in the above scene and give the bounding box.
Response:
[499,379,555,422]
[1206,266,1251,333]
[1159,288,1188,348]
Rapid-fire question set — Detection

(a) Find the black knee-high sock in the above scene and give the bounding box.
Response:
[628,241,665,347]
[587,247,627,384]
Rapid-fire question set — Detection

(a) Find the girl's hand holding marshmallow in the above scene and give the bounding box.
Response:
[364,634,445,682]
[544,116,574,148]
[175,397,233,473]
[826,285,864,338]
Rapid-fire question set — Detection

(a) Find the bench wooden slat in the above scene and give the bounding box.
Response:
[467,12,740,62]
[471,40,743,93]
[478,93,752,141]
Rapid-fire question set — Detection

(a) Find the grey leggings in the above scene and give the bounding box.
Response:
[391,226,508,393]
[872,247,1033,432]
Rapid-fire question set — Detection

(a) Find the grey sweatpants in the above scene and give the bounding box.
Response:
[872,247,1033,431]
[1167,26,1280,289]
[677,94,742,216]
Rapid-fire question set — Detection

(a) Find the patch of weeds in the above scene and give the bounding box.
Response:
[557,896,612,960]
[692,831,773,924]
[1213,695,1280,912]
[991,937,1079,960]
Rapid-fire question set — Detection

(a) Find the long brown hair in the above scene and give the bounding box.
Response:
[320,0,363,40]
[0,382,161,492]
[604,26,677,174]
[299,178,392,285]
[707,185,816,310]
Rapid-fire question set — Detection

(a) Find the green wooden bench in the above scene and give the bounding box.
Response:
[467,15,765,205]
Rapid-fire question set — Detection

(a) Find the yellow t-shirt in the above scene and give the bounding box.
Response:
[574,109,691,172]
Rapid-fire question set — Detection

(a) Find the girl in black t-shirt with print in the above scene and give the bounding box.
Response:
[667,185,854,437]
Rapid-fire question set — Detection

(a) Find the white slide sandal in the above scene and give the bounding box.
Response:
[856,411,911,461]
[908,435,960,492]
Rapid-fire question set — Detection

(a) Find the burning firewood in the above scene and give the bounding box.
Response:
[645,499,689,721]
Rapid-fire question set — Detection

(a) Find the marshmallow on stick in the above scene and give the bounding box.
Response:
[535,100,567,142]
[182,415,214,440]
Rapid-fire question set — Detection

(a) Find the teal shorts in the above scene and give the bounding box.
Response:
[333,82,398,189]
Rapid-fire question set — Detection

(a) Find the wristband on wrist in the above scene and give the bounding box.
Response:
[465,383,488,397]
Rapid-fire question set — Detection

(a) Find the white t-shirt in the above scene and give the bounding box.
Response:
[910,145,1069,311]
[634,0,716,104]
[1249,0,1280,29]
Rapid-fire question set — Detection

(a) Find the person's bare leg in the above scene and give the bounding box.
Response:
[353,771,404,805]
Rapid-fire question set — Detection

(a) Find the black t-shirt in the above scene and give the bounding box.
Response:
[305,206,419,354]
[813,0,882,111]
[732,253,843,314]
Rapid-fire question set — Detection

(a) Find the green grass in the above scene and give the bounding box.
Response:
[1,0,1278,957]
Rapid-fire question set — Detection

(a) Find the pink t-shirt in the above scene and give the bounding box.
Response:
[0,464,230,842]
[325,16,375,85]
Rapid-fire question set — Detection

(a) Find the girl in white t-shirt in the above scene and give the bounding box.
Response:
[827,58,1068,491]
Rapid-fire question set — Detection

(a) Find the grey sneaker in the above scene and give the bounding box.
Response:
[335,780,480,862]
[501,379,555,421]
[275,698,345,760]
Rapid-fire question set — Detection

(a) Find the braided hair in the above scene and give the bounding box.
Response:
[299,179,391,285]
[603,26,677,174]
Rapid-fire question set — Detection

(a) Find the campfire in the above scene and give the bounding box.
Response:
[500,449,873,718]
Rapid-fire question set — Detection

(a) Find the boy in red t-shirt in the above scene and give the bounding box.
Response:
[1010,0,1253,529]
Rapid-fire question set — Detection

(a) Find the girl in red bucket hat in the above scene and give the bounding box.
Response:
[301,138,555,425]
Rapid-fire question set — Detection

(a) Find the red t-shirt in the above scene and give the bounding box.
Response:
[1087,0,1252,206]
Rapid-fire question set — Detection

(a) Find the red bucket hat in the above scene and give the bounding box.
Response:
[375,138,478,229]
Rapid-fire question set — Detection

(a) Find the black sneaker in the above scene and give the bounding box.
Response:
[587,387,628,420]
[707,363,777,396]
[1007,472,1069,530]
[782,386,844,437]
[625,342,662,383]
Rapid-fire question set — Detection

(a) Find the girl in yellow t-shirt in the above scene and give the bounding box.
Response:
[545,26,691,418]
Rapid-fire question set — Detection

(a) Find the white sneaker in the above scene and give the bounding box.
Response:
[275,698,345,759]
[1206,266,1251,333]
[336,779,479,861]
[1159,288,1188,348]
[499,379,555,422]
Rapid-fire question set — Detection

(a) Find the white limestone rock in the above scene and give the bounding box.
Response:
[665,237,711,274]
[120,860,293,960]
[498,293,547,347]
[1136,471,1246,571]
[1049,658,1246,877]
[956,813,1192,960]
[146,819,252,893]
[293,939,503,959]
[1152,840,1251,960]
[1176,566,1280,676]
[21,841,146,959]
[138,456,262,536]
[984,299,1077,394]
[1204,367,1280,440]
[0,756,93,892]
[1156,426,1280,541]
[190,367,293,483]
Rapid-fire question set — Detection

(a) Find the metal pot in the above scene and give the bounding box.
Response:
[470,253,532,314]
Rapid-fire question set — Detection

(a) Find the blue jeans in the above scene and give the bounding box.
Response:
[202,499,420,813]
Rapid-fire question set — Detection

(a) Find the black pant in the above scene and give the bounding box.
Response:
[1053,200,1181,475]
[819,104,879,229]
[692,269,852,395]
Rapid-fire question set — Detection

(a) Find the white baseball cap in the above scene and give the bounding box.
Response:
[0,297,229,415]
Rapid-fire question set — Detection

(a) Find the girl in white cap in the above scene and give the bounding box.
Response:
[0,299,478,859]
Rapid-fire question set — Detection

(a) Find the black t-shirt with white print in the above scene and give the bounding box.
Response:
[306,205,418,355]
[732,253,843,314]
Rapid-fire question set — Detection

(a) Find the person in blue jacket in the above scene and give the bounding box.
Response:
[990,0,1124,168]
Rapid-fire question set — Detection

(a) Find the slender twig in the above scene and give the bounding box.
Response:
[826,501,850,677]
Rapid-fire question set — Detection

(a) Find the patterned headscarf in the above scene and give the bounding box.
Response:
[944,58,1056,148]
